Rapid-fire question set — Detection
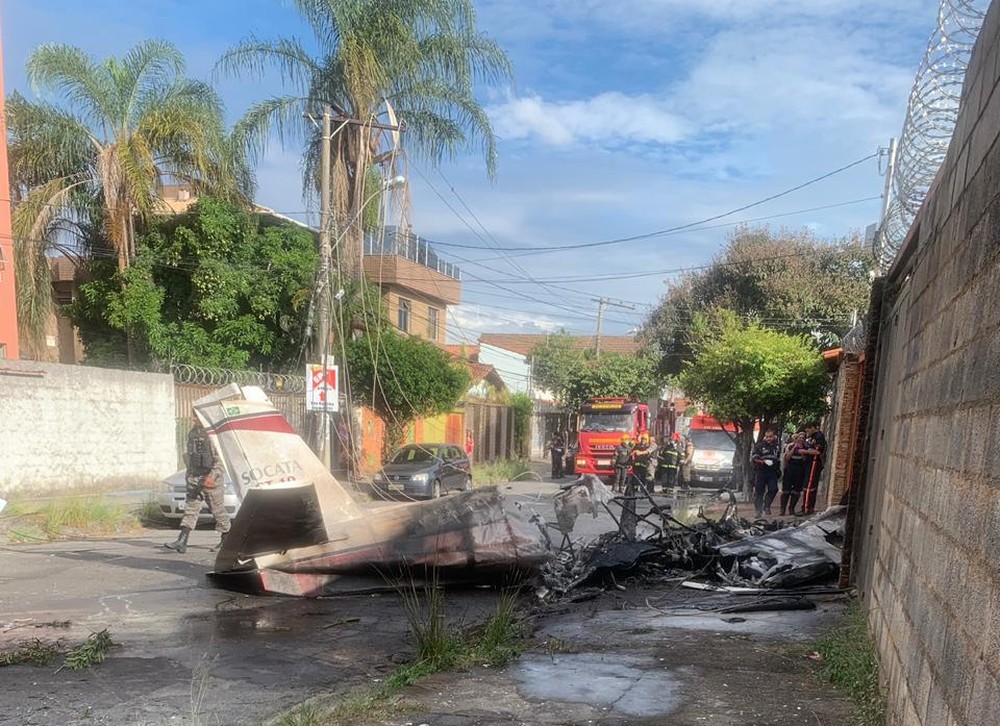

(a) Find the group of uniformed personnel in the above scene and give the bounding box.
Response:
[610,432,683,493]
[751,422,827,518]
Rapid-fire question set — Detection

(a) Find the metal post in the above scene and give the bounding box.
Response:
[594,297,606,358]
[879,137,898,225]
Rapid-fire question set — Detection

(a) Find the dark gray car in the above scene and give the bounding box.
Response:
[372,443,472,499]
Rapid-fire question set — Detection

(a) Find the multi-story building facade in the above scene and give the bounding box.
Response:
[363,226,460,344]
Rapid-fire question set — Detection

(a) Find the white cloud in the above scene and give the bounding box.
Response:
[488,92,689,147]
[448,304,564,340]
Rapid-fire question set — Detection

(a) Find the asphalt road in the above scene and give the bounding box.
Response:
[0,478,847,726]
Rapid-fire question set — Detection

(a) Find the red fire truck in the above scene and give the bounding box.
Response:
[572,397,650,477]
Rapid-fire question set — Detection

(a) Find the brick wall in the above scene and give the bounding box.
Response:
[826,354,863,507]
[853,4,1000,724]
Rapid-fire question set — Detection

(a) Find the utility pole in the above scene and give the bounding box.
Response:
[313,105,333,470]
[879,137,898,227]
[591,297,636,358]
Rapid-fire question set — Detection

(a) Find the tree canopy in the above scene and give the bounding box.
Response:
[531,332,660,411]
[346,330,470,451]
[71,197,317,369]
[7,40,249,354]
[642,226,873,375]
[216,0,513,278]
[677,310,829,490]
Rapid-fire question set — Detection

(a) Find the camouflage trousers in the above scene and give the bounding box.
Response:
[180,472,231,533]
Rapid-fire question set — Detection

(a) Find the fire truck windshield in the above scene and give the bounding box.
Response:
[579,412,632,432]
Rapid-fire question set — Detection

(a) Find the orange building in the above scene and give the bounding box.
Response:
[0,34,20,360]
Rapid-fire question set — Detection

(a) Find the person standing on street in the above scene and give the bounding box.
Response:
[750,429,782,517]
[164,412,230,554]
[656,433,681,492]
[612,434,633,493]
[631,433,653,492]
[801,422,828,515]
[548,430,566,480]
[780,430,808,516]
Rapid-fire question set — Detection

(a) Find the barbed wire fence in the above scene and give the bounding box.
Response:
[875,0,989,272]
[170,363,306,393]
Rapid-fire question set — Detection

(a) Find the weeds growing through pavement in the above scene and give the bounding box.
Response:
[814,600,886,726]
[471,459,536,486]
[272,575,527,726]
[2,497,141,541]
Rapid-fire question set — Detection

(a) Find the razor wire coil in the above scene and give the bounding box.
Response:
[170,363,306,393]
[875,0,989,271]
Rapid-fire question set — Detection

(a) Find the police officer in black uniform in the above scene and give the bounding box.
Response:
[548,430,566,480]
[631,433,653,492]
[751,429,782,518]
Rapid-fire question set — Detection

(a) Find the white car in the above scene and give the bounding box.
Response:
[155,470,241,524]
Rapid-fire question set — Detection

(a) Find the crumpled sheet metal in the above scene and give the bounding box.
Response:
[552,474,613,533]
[715,506,846,588]
[194,384,551,597]
[539,480,846,597]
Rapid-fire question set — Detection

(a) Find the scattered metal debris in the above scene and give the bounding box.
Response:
[538,477,846,602]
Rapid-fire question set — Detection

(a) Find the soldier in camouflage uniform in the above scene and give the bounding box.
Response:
[164,413,230,554]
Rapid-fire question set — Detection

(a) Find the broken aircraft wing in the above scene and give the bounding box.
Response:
[194,384,550,597]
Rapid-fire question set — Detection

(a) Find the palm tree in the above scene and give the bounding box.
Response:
[7,39,250,353]
[217,0,512,277]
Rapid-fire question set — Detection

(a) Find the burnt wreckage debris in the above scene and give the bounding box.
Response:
[534,475,847,601]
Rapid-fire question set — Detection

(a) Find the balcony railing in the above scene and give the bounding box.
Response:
[364,228,461,280]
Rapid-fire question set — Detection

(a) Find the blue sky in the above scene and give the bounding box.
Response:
[3,0,938,341]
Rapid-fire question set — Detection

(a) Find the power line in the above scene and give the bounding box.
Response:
[423,153,879,253]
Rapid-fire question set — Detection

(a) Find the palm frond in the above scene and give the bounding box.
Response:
[215,36,320,90]
[11,176,89,351]
[26,44,116,132]
[6,93,98,189]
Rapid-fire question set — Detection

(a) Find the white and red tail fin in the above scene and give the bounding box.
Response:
[193,384,363,534]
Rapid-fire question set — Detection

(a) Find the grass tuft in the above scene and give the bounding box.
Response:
[2,497,142,542]
[274,578,527,725]
[814,600,886,726]
[471,459,536,487]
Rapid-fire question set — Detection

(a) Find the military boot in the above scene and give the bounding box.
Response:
[164,526,191,554]
[210,531,227,553]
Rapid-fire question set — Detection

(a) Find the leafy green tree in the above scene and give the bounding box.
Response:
[642,226,873,375]
[560,353,660,412]
[216,0,513,277]
[346,330,470,454]
[510,392,533,457]
[530,331,585,397]
[677,310,830,492]
[7,40,248,353]
[71,197,317,369]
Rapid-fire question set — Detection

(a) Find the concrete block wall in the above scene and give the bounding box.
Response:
[0,360,177,494]
[855,4,1000,724]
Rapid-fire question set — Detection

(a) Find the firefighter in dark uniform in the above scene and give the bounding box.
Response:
[164,413,230,554]
[631,432,653,492]
[612,434,633,493]
[750,429,782,518]
[657,433,681,492]
[801,422,828,515]
[548,430,566,480]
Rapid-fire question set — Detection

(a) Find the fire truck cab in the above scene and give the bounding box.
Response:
[572,397,650,477]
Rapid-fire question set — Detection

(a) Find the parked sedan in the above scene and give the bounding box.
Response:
[372,444,472,499]
[156,470,240,524]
